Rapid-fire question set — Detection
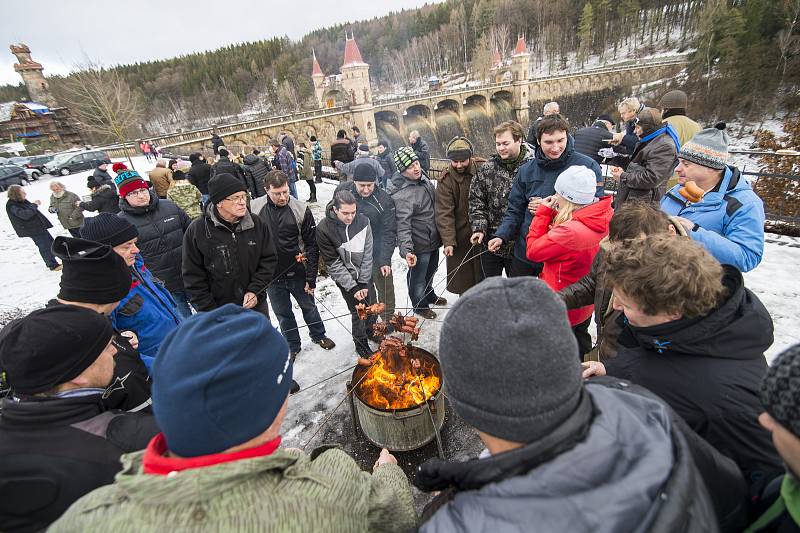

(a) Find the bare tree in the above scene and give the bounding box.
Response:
[57,59,143,168]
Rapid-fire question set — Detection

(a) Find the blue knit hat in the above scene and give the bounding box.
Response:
[152,304,292,457]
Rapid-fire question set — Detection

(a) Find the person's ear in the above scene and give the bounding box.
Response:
[667,224,677,235]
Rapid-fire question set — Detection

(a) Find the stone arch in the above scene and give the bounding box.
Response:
[435,98,460,114]
[375,110,400,131]
[304,125,317,140]
[464,94,487,111]
[404,104,432,120]
[491,90,514,105]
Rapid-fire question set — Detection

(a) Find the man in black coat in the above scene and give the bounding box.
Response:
[375,141,396,189]
[182,173,277,316]
[409,130,431,172]
[210,148,246,184]
[92,162,116,191]
[118,184,193,318]
[573,115,614,164]
[187,152,212,204]
[78,177,119,214]
[242,153,269,198]
[210,132,224,155]
[0,305,159,532]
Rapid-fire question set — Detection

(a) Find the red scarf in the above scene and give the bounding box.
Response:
[142,433,282,475]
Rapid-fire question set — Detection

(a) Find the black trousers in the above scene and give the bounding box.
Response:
[572,317,593,359]
[480,248,515,278]
[68,228,82,238]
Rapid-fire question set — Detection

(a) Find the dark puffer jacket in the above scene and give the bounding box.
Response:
[187,160,212,195]
[417,381,722,533]
[0,394,158,533]
[330,138,354,165]
[606,265,783,498]
[118,190,192,292]
[334,181,397,267]
[241,154,269,198]
[210,156,246,184]
[573,122,614,164]
[6,199,53,238]
[79,184,120,214]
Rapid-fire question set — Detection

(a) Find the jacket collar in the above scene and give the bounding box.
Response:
[207,203,254,232]
[535,135,575,169]
[0,393,106,428]
[142,433,282,475]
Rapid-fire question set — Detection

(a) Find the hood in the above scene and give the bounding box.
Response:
[625,265,773,360]
[571,196,614,233]
[0,394,105,428]
[535,135,575,169]
[323,201,348,228]
[331,138,350,146]
[120,189,158,215]
[242,153,260,165]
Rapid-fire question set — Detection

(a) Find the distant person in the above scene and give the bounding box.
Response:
[140,140,153,161]
[609,96,645,160]
[92,162,115,189]
[5,184,62,271]
[526,100,560,146]
[661,125,765,272]
[352,125,367,147]
[242,152,269,199]
[310,135,323,183]
[279,131,295,156]
[408,130,430,172]
[148,142,159,159]
[148,160,173,199]
[48,181,84,237]
[167,168,203,219]
[210,148,247,185]
[49,305,417,532]
[269,139,298,198]
[610,107,679,205]
[331,129,355,166]
[187,152,212,204]
[573,114,614,164]
[210,131,224,155]
[0,305,159,533]
[335,143,384,182]
[659,89,701,146]
[296,142,317,202]
[77,176,120,214]
[375,141,396,188]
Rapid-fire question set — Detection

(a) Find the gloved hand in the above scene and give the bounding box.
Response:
[598,147,617,159]
[48,207,58,213]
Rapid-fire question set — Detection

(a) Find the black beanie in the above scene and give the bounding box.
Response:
[52,237,131,304]
[352,160,379,182]
[80,213,139,247]
[761,343,800,437]
[0,306,114,394]
[209,173,247,204]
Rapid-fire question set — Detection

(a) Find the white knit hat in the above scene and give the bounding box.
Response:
[554,166,598,205]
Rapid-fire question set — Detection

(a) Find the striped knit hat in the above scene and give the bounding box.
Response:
[114,169,148,198]
[679,124,730,170]
[393,146,419,173]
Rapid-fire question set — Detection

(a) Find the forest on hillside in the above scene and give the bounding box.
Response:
[1,0,797,139]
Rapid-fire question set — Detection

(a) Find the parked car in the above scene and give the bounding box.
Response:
[0,165,27,191]
[26,154,55,173]
[44,150,111,176]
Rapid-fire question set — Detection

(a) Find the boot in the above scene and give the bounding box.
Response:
[308,195,317,203]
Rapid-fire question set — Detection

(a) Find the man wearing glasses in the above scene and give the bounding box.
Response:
[182,173,277,317]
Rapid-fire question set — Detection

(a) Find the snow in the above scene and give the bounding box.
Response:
[1,155,799,454]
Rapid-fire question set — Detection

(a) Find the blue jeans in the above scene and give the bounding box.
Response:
[407,250,440,311]
[30,232,58,269]
[169,290,193,318]
[267,277,326,352]
[288,180,298,199]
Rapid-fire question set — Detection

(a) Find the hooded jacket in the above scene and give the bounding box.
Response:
[79,184,120,214]
[0,393,158,533]
[660,166,765,272]
[606,266,783,494]
[6,199,53,238]
[118,191,192,292]
[92,168,115,188]
[330,138,355,165]
[417,381,720,533]
[182,203,277,312]
[210,156,246,184]
[316,205,373,293]
[617,126,679,205]
[388,172,441,256]
[187,159,212,195]
[242,154,269,197]
[495,137,603,265]
[526,196,613,325]
[49,190,84,230]
[334,181,397,267]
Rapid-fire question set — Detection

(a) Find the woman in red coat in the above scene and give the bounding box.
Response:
[526,165,613,356]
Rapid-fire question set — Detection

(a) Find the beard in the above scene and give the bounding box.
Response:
[52,191,65,198]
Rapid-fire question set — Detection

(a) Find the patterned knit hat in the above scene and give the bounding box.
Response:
[393,146,419,173]
[112,162,128,174]
[114,169,148,198]
[446,136,474,161]
[761,343,800,437]
[679,124,730,170]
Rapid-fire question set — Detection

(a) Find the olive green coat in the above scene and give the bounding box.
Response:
[48,191,84,230]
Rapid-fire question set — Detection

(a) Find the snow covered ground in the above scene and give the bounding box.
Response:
[1,155,799,463]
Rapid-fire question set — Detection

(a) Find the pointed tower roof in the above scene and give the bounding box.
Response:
[492,49,502,68]
[342,33,367,67]
[312,49,324,77]
[512,36,528,56]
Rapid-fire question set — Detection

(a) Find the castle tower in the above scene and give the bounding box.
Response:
[311,49,326,108]
[510,36,531,125]
[339,33,371,106]
[10,43,57,107]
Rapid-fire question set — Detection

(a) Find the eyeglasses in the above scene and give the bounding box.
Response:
[125,189,149,198]
[223,194,248,204]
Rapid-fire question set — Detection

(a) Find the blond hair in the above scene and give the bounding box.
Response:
[618,97,641,114]
[553,198,581,226]
[493,121,524,142]
[6,184,24,201]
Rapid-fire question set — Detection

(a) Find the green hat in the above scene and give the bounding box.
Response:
[393,146,419,173]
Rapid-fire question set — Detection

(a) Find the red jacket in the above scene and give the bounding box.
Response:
[526,196,613,325]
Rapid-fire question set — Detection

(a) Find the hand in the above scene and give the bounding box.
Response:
[334,160,342,169]
[487,237,503,253]
[74,201,81,208]
[373,448,397,471]
[242,291,258,309]
[380,265,391,277]
[405,253,417,267]
[443,245,454,257]
[541,195,558,209]
[673,216,695,232]
[354,288,369,301]
[598,147,617,159]
[120,330,139,350]
[304,283,314,296]
[470,232,484,245]
[34,200,41,206]
[609,132,625,146]
[610,166,623,179]
[528,196,544,214]
[581,361,607,379]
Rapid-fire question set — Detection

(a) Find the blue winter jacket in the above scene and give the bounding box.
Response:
[495,136,603,265]
[660,166,765,272]
[111,255,182,371]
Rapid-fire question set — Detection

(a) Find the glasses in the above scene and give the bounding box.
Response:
[223,194,248,204]
[125,189,149,198]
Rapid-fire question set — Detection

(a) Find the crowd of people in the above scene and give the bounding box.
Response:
[0,87,795,533]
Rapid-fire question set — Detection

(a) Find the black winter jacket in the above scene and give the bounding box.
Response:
[92,168,115,189]
[182,204,277,311]
[376,150,396,177]
[210,156,246,183]
[573,123,614,164]
[118,191,192,292]
[330,138,354,164]
[251,196,319,288]
[6,199,52,238]
[242,154,269,198]
[411,137,431,171]
[211,134,224,154]
[335,181,397,267]
[79,184,120,214]
[0,394,158,533]
[606,265,783,497]
[187,160,212,195]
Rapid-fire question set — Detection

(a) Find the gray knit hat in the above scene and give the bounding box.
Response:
[680,124,730,170]
[438,277,581,443]
[761,343,800,437]
[659,89,688,110]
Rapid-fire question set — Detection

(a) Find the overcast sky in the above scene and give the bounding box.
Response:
[0,0,440,86]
